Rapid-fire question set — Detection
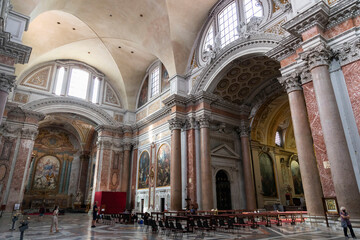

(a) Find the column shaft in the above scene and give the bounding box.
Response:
[120,148,131,192]
[240,135,256,210]
[311,65,360,217]
[170,128,182,210]
[200,126,214,210]
[288,90,324,216]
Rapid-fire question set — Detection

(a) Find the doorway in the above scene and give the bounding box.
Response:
[160,198,165,212]
[141,199,144,213]
[216,170,232,210]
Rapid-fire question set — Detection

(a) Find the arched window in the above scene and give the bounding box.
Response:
[244,0,263,22]
[200,0,264,63]
[150,66,160,97]
[218,2,239,48]
[275,130,282,147]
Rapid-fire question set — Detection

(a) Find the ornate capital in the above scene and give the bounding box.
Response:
[237,120,250,137]
[197,115,211,128]
[123,143,132,151]
[0,73,16,93]
[301,43,332,70]
[336,39,360,66]
[278,72,302,94]
[168,118,184,131]
[97,139,113,149]
[21,127,38,140]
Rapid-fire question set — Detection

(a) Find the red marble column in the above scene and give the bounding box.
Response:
[0,74,16,125]
[120,144,131,192]
[186,121,197,204]
[169,118,182,211]
[239,120,257,210]
[130,147,138,209]
[303,44,360,218]
[198,115,214,210]
[279,73,324,216]
[0,105,43,212]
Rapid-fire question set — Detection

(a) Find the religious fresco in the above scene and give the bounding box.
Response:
[33,155,60,191]
[138,151,150,189]
[259,153,277,197]
[290,160,304,195]
[156,144,170,187]
[138,77,149,108]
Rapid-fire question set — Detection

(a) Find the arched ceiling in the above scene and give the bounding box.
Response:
[213,56,281,105]
[12,0,217,110]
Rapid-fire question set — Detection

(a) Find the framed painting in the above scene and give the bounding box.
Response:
[259,153,277,197]
[137,150,150,189]
[323,197,339,215]
[32,155,60,191]
[156,143,170,187]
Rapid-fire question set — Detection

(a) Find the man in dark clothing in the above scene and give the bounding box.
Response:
[91,201,98,228]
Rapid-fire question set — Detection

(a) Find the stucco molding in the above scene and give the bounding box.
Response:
[23,97,119,126]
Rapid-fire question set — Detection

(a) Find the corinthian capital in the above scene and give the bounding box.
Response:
[0,73,16,93]
[336,39,360,66]
[123,143,132,151]
[197,115,211,128]
[301,43,332,70]
[237,120,250,137]
[168,118,184,131]
[278,72,302,94]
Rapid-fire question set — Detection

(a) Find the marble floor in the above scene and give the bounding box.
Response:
[0,213,357,240]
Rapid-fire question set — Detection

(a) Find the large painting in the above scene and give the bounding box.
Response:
[290,160,304,195]
[137,77,148,108]
[138,151,150,189]
[33,155,60,191]
[259,153,277,197]
[156,144,170,187]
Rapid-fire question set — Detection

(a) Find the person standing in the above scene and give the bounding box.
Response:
[50,206,59,233]
[38,205,45,221]
[340,206,357,239]
[91,201,98,228]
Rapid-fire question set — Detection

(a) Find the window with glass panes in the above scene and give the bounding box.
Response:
[150,66,160,97]
[218,2,238,48]
[244,0,263,22]
[203,25,214,51]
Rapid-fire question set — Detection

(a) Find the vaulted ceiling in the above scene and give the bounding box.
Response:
[213,56,281,105]
[12,0,218,110]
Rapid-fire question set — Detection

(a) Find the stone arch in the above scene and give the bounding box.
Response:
[191,34,281,94]
[23,97,119,126]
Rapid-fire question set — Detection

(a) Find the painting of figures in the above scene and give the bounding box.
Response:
[33,155,60,191]
[137,77,148,108]
[138,151,150,189]
[291,160,304,195]
[259,153,277,197]
[156,144,171,187]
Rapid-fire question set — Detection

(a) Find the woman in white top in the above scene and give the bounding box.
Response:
[50,206,59,233]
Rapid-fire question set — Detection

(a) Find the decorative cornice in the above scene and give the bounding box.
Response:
[168,117,184,131]
[327,0,360,29]
[0,31,32,64]
[282,1,330,36]
[335,38,360,66]
[266,35,302,62]
[0,72,15,93]
[278,72,302,94]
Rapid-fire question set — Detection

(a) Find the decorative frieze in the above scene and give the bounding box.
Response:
[300,43,333,70]
[0,72,15,93]
[278,72,302,93]
[336,39,360,66]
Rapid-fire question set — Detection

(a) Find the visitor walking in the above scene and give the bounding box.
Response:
[50,206,59,233]
[340,206,357,239]
[91,201,98,228]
